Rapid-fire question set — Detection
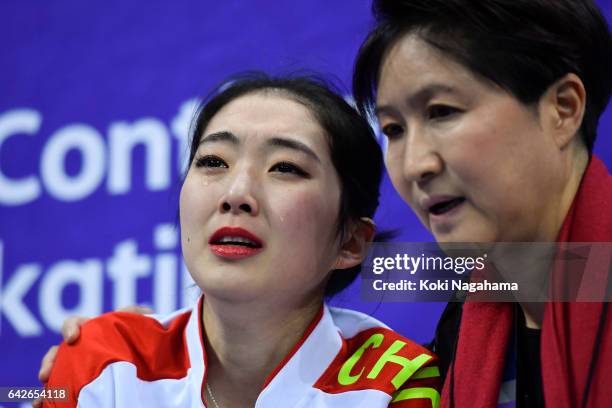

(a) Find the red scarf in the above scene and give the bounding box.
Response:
[440,156,612,408]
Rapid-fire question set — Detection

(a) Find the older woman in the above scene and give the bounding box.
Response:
[41,75,440,408]
[353,0,612,407]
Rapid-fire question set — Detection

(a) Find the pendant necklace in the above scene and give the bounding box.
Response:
[206,381,221,408]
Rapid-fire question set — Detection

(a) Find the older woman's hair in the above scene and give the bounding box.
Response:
[353,0,612,153]
[187,73,384,296]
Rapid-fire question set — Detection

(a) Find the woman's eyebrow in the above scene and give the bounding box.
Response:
[376,83,460,115]
[199,131,239,146]
[407,83,461,108]
[266,137,321,163]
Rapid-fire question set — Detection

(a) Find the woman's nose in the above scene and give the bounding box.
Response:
[217,169,259,216]
[401,130,443,186]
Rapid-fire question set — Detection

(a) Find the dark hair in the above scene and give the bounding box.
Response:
[187,73,384,296]
[353,0,612,152]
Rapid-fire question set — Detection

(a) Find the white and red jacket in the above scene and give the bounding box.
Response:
[45,297,440,407]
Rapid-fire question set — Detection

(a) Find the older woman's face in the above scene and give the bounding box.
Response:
[376,34,565,242]
[180,93,343,305]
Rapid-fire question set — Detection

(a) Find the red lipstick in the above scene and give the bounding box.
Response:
[208,227,264,260]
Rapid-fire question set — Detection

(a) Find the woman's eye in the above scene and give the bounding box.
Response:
[195,155,228,169]
[427,105,462,120]
[269,162,309,177]
[381,123,404,139]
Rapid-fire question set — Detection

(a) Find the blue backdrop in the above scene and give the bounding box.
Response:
[1,0,611,395]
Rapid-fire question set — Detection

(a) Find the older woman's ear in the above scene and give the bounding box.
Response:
[541,73,587,150]
[333,218,376,270]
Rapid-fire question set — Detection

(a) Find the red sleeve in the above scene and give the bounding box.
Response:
[314,327,440,406]
[42,311,191,407]
[42,340,81,408]
[389,365,442,408]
